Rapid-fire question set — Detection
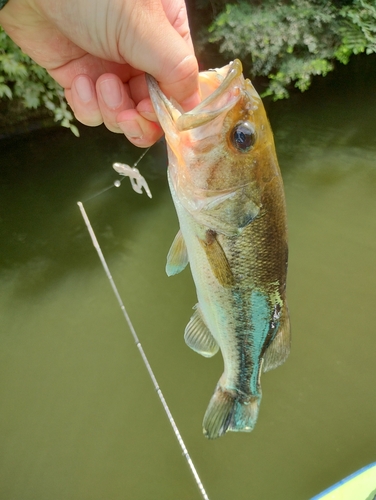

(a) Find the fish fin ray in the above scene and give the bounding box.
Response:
[203,385,260,439]
[199,230,235,287]
[263,305,291,372]
[191,187,260,236]
[184,304,219,358]
[166,229,188,276]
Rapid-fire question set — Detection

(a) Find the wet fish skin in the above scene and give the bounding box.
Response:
[147,60,290,439]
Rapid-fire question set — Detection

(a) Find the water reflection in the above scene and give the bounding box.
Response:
[0,55,375,500]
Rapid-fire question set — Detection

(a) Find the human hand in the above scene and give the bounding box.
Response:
[0,0,199,147]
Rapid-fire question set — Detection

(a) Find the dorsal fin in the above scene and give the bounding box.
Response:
[184,304,219,358]
[166,229,188,276]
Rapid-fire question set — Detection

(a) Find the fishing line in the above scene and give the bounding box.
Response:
[82,147,151,202]
[76,149,210,500]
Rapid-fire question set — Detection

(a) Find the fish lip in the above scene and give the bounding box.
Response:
[145,72,178,124]
[146,59,243,132]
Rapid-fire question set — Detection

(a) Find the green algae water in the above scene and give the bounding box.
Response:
[1,55,375,500]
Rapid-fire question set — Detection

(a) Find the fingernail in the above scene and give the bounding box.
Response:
[138,110,157,121]
[137,100,157,122]
[99,79,122,109]
[74,76,93,103]
[118,120,144,140]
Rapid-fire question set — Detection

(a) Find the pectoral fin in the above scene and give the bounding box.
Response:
[263,305,291,372]
[184,304,219,358]
[166,229,188,276]
[191,186,260,236]
[199,230,235,287]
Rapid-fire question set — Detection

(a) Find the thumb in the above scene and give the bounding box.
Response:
[120,1,200,110]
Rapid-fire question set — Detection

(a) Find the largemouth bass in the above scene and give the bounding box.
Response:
[147,60,290,439]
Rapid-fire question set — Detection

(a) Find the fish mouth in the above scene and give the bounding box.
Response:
[146,59,244,133]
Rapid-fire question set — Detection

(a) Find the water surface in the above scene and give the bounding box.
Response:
[0,55,375,500]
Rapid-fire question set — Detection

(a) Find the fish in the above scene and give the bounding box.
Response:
[146,59,290,439]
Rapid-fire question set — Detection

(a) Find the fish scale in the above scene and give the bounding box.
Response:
[147,59,290,439]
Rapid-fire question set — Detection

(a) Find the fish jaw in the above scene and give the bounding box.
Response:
[146,60,248,179]
[146,59,243,135]
[147,60,278,234]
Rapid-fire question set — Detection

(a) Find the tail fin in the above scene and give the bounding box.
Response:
[202,385,261,439]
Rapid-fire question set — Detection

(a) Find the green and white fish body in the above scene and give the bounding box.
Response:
[147,60,290,439]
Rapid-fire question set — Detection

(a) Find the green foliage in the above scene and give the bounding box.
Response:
[336,0,376,63]
[0,27,79,135]
[200,0,376,99]
[1,0,375,127]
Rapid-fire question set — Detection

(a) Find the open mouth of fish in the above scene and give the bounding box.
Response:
[146,59,247,133]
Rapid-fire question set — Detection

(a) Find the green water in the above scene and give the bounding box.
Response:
[1,55,375,500]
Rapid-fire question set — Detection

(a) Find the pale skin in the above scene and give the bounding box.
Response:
[0,0,200,147]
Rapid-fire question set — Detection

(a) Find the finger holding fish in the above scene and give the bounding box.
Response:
[68,71,164,146]
[117,100,163,147]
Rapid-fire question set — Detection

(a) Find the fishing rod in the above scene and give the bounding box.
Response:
[77,150,210,500]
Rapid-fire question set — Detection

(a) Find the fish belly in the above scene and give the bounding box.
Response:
[169,175,289,439]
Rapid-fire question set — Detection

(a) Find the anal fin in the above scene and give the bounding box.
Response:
[184,304,219,358]
[166,229,188,276]
[263,304,291,372]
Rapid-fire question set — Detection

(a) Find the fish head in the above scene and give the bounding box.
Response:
[147,60,279,233]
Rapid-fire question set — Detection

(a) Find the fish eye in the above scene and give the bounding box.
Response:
[231,122,256,152]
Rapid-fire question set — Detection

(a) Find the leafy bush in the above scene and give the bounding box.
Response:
[0,27,78,135]
[1,0,376,129]
[199,0,376,99]
[336,0,376,62]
